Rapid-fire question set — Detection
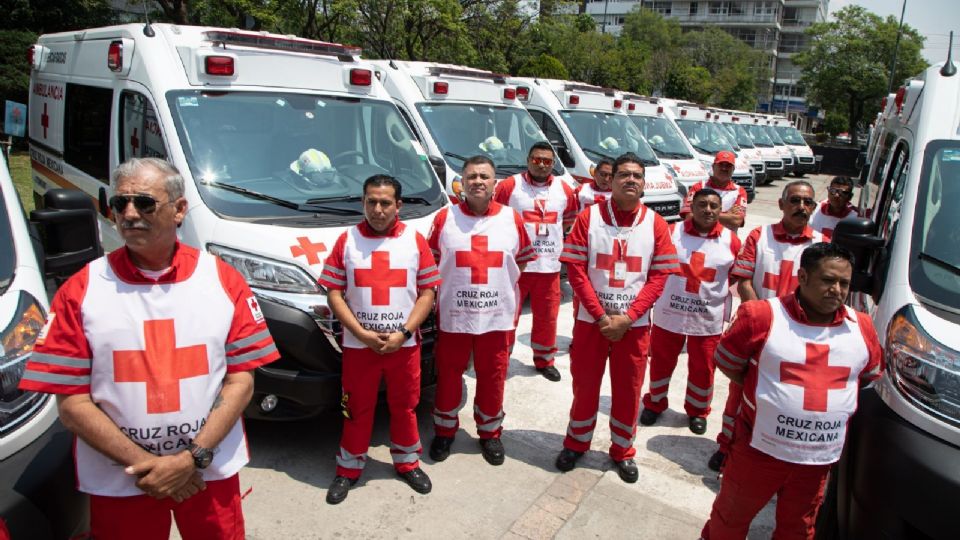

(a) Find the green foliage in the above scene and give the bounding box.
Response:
[794,5,927,143]
[823,111,846,137]
[518,54,569,80]
[0,30,35,106]
[664,65,712,104]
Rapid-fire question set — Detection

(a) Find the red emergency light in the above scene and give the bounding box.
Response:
[680,109,687,116]
[656,106,663,114]
[108,41,123,72]
[350,68,372,86]
[27,45,34,68]
[627,103,636,111]
[613,99,622,109]
[205,56,235,76]
[732,116,739,122]
[894,86,906,114]
[504,87,517,100]
[517,86,530,101]
[569,94,580,105]
[881,96,888,110]
[433,81,449,95]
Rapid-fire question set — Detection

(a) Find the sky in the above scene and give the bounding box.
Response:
[828,0,960,65]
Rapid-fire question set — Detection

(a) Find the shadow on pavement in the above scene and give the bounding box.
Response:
[645,433,722,493]
[502,428,613,475]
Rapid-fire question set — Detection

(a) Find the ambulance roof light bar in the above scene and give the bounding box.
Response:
[203,31,361,61]
[563,83,616,97]
[517,86,530,101]
[427,66,508,84]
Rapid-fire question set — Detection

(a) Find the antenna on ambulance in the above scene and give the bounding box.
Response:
[141,0,156,37]
[941,31,956,77]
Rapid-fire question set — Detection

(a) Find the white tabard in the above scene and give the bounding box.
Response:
[508,175,569,273]
[751,225,823,301]
[576,182,611,209]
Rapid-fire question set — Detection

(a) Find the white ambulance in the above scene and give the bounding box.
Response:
[741,113,786,181]
[768,115,815,176]
[368,60,573,198]
[713,110,768,187]
[27,24,449,420]
[509,78,683,221]
[756,117,795,175]
[621,94,709,194]
[824,60,960,539]
[667,103,756,196]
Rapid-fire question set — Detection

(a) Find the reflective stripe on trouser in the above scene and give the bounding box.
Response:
[564,320,650,461]
[702,417,830,540]
[642,325,721,418]
[391,440,423,465]
[433,330,512,439]
[517,272,561,368]
[336,345,422,478]
[715,380,743,453]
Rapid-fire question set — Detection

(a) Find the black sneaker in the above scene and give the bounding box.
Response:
[429,436,454,462]
[707,450,726,472]
[688,416,708,435]
[479,438,505,466]
[325,475,358,505]
[614,458,639,483]
[398,467,432,494]
[639,408,660,426]
[537,365,562,382]
[555,448,584,472]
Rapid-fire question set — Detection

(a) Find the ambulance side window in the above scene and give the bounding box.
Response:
[120,91,168,161]
[395,105,423,143]
[528,110,575,169]
[877,142,910,239]
[64,83,111,183]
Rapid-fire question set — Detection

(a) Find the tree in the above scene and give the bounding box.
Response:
[823,111,846,138]
[794,5,927,145]
[518,53,569,79]
[618,8,684,95]
[680,28,766,109]
[664,64,712,104]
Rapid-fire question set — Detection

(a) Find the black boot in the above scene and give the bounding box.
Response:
[614,458,639,483]
[639,408,660,426]
[429,436,454,462]
[688,416,708,435]
[707,450,726,472]
[398,467,432,494]
[326,475,358,505]
[555,448,584,472]
[479,438,505,466]
[537,365,562,382]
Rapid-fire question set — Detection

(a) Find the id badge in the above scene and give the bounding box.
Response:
[613,261,627,281]
[537,225,549,237]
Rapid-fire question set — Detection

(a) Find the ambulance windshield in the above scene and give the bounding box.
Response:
[167,91,444,221]
[416,103,563,177]
[628,115,693,160]
[764,125,786,145]
[775,126,806,145]
[912,143,960,310]
[725,123,757,149]
[745,124,775,147]
[560,111,659,165]
[675,119,737,156]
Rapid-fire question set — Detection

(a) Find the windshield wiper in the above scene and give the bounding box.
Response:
[581,147,614,160]
[690,144,716,155]
[306,195,362,204]
[919,252,960,277]
[401,196,433,205]
[657,151,694,159]
[640,158,660,166]
[443,151,470,164]
[201,180,362,215]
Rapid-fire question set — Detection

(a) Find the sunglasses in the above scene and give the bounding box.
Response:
[615,171,645,180]
[530,157,554,166]
[108,194,170,215]
[596,171,613,179]
[786,196,817,207]
[828,187,853,198]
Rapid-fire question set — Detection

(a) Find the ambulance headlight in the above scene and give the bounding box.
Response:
[0,292,48,431]
[887,306,960,426]
[208,244,321,294]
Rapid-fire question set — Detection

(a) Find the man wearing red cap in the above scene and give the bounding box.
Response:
[680,151,748,233]
[494,142,578,382]
[708,180,823,473]
[809,176,857,240]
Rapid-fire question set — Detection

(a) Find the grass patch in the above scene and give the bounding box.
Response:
[7,151,34,212]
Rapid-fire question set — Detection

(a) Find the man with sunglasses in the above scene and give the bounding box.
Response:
[557,153,680,482]
[494,142,578,382]
[319,175,440,504]
[809,176,858,240]
[708,180,823,473]
[679,151,748,232]
[20,158,280,539]
[427,156,535,466]
[574,157,614,210]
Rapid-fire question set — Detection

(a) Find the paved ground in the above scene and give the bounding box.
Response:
[223,174,841,540]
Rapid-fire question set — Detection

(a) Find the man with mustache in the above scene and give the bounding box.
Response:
[808,176,858,240]
[639,188,742,435]
[494,142,578,382]
[556,153,680,482]
[427,156,535,466]
[707,180,823,472]
[701,243,882,539]
[679,151,748,232]
[19,158,279,538]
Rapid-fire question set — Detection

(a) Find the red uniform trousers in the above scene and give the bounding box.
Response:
[642,325,721,418]
[702,418,830,540]
[716,381,743,453]
[89,474,243,540]
[433,330,511,439]
[564,320,650,461]
[517,272,561,368]
[336,345,422,479]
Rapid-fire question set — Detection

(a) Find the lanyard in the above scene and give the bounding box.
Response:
[605,198,642,242]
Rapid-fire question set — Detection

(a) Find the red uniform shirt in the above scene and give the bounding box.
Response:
[493,172,578,229]
[679,177,748,218]
[730,222,818,281]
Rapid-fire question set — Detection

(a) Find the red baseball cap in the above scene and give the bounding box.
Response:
[714,151,736,165]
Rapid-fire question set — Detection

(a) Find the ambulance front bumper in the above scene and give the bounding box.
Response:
[245,291,436,421]
[795,156,816,174]
[833,387,960,539]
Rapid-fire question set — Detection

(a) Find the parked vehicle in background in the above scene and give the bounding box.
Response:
[741,115,785,183]
[769,116,816,177]
[714,111,767,189]
[668,103,756,199]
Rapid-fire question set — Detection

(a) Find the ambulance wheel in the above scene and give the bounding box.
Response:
[332,150,366,166]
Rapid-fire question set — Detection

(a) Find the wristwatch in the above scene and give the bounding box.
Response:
[186,442,215,469]
[400,327,414,340]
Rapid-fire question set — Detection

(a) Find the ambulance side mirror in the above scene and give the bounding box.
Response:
[831,217,883,294]
[428,155,446,183]
[30,189,103,279]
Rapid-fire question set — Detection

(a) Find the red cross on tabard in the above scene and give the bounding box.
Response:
[290,236,327,265]
[680,251,718,294]
[113,319,209,414]
[41,103,49,139]
[780,343,851,412]
[522,199,558,235]
[130,128,140,154]
[762,260,799,297]
[354,251,408,306]
[595,239,642,287]
[455,235,504,284]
